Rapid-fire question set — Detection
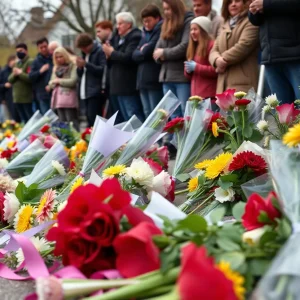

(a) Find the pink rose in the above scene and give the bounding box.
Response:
[152,171,172,197]
[276,104,300,124]
[216,89,236,111]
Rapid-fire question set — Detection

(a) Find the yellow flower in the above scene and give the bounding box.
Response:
[189,95,203,102]
[217,261,245,300]
[70,177,84,194]
[195,159,212,170]
[4,129,12,137]
[103,165,126,178]
[14,205,34,233]
[7,141,15,149]
[234,91,247,99]
[283,123,300,147]
[212,122,219,137]
[188,177,198,193]
[205,152,233,180]
[2,123,7,128]
[76,140,88,153]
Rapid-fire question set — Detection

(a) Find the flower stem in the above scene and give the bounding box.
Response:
[144,288,179,300]
[175,188,189,195]
[188,193,215,215]
[219,130,238,150]
[0,224,12,232]
[241,110,245,142]
[232,113,241,146]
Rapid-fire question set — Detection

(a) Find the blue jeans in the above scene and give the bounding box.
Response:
[162,83,190,118]
[38,99,51,115]
[117,95,145,123]
[140,89,164,118]
[15,103,33,123]
[109,95,125,124]
[265,62,300,104]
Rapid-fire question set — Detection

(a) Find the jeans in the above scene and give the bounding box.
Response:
[85,96,105,127]
[140,89,164,118]
[15,103,33,123]
[117,95,145,123]
[265,62,300,104]
[57,108,79,131]
[162,82,190,118]
[109,95,125,124]
[38,99,51,115]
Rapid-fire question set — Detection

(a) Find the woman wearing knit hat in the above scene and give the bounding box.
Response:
[184,16,217,101]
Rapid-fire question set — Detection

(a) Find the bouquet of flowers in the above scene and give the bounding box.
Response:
[50,121,80,148]
[17,110,58,142]
[25,141,69,189]
[114,91,180,166]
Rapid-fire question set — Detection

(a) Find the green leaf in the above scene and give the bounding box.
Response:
[232,202,246,221]
[157,215,174,230]
[160,245,180,274]
[258,211,271,223]
[217,178,233,190]
[176,173,190,183]
[249,259,270,276]
[277,218,292,239]
[176,215,207,233]
[210,207,226,224]
[259,231,277,246]
[15,182,26,204]
[191,235,204,246]
[217,237,241,251]
[153,235,171,249]
[197,174,206,186]
[249,129,264,142]
[244,125,253,139]
[217,252,245,270]
[227,116,234,127]
[220,174,239,182]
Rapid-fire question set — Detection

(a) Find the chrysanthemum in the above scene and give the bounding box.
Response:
[195,159,213,170]
[205,153,233,180]
[51,160,66,176]
[36,189,56,223]
[0,174,16,194]
[189,95,203,102]
[283,123,300,147]
[70,177,84,194]
[234,91,247,99]
[103,165,126,179]
[14,205,34,233]
[217,261,245,300]
[212,122,219,137]
[257,120,269,134]
[188,177,198,193]
[265,93,279,108]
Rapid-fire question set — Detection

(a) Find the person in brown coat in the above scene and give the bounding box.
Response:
[209,0,259,94]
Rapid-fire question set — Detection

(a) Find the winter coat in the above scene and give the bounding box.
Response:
[0,65,13,104]
[49,63,78,109]
[209,12,259,93]
[8,56,33,104]
[210,10,223,38]
[156,11,194,83]
[109,28,142,96]
[248,0,300,65]
[132,20,163,90]
[77,41,106,100]
[184,40,217,98]
[29,53,53,102]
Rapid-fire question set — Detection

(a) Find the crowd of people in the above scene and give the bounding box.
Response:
[0,0,299,136]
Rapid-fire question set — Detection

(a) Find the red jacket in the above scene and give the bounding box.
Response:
[185,40,217,98]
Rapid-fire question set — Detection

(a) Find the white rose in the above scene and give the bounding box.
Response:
[214,187,235,203]
[265,94,279,108]
[3,192,20,224]
[257,120,269,134]
[242,227,267,246]
[152,171,171,197]
[124,157,154,188]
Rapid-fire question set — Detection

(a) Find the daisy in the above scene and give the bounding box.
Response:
[36,189,56,223]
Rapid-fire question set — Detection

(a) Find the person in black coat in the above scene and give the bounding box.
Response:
[0,55,20,122]
[249,0,300,103]
[29,37,53,114]
[132,4,163,118]
[76,33,107,127]
[103,12,145,122]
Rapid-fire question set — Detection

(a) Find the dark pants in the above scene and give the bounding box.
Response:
[265,62,300,104]
[108,95,125,124]
[15,103,33,123]
[117,94,145,123]
[6,99,20,122]
[140,89,164,118]
[38,99,51,115]
[85,96,105,127]
[57,108,79,131]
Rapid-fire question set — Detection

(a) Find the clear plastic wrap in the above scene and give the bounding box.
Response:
[245,88,265,124]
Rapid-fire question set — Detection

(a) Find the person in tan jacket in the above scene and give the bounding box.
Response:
[209,0,259,94]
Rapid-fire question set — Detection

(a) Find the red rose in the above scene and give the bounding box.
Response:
[242,192,281,231]
[235,99,251,107]
[157,146,169,169]
[43,135,56,149]
[163,117,185,133]
[113,222,162,278]
[276,103,300,124]
[143,158,163,175]
[165,177,175,202]
[29,134,40,144]
[216,89,236,111]
[0,192,6,223]
[40,124,50,133]
[178,244,237,300]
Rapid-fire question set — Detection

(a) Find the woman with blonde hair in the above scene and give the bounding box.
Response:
[209,0,259,93]
[154,0,194,118]
[48,47,79,130]
[184,16,217,99]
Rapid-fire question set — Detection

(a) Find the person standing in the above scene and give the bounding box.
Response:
[75,33,106,127]
[184,16,217,99]
[0,55,20,122]
[209,0,259,93]
[96,20,114,44]
[132,4,164,118]
[102,12,144,122]
[29,37,53,114]
[48,41,60,56]
[249,0,300,103]
[154,0,194,118]
[8,43,33,123]
[193,0,223,38]
[49,47,79,130]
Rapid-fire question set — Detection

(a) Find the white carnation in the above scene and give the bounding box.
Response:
[51,160,66,176]
[265,94,279,108]
[124,157,154,188]
[257,120,269,133]
[214,187,235,203]
[3,192,20,224]
[152,171,171,197]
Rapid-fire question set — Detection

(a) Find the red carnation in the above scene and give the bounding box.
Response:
[40,124,50,133]
[229,151,267,176]
[114,222,162,278]
[178,244,237,300]
[235,99,251,107]
[1,149,16,159]
[208,112,228,131]
[163,117,184,133]
[143,158,163,175]
[166,177,175,202]
[242,192,281,231]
